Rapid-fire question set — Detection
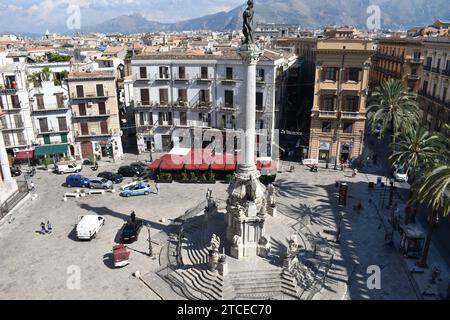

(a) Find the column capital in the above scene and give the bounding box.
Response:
[238,44,263,65]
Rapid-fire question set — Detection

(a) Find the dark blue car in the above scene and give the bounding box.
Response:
[66,175,90,188]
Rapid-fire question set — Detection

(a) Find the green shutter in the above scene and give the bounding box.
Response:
[61,133,68,143]
[43,135,51,145]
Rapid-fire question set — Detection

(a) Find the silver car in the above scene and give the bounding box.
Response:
[89,178,113,189]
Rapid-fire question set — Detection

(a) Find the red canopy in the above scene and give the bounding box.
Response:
[224,154,237,171]
[148,158,163,170]
[15,150,34,160]
[159,154,184,171]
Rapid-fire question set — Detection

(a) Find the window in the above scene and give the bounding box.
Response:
[226,67,233,80]
[80,123,89,135]
[11,95,20,108]
[200,89,210,102]
[159,89,169,105]
[426,57,432,68]
[432,84,437,97]
[225,90,234,108]
[347,68,361,82]
[13,57,19,63]
[159,66,169,79]
[180,112,187,126]
[324,67,338,81]
[139,67,147,79]
[446,60,450,74]
[436,58,441,69]
[76,85,84,98]
[98,102,106,115]
[3,133,11,146]
[140,88,150,105]
[96,84,104,97]
[178,89,187,102]
[178,66,186,79]
[78,103,87,116]
[322,122,332,132]
[422,81,428,94]
[442,87,447,102]
[39,118,49,133]
[56,93,64,108]
[322,95,335,111]
[61,133,68,143]
[14,114,23,129]
[58,117,68,131]
[0,97,3,109]
[257,69,265,82]
[201,66,208,79]
[343,122,354,133]
[413,52,421,61]
[36,95,45,109]
[256,92,264,110]
[158,112,172,125]
[345,96,359,112]
[139,112,145,126]
[100,121,108,134]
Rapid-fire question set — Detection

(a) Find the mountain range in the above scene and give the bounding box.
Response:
[80,0,449,34]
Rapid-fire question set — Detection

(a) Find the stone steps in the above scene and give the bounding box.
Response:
[166,270,203,300]
[175,268,223,300]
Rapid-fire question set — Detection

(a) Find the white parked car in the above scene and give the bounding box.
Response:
[394,168,408,182]
[76,215,105,240]
[120,180,140,191]
[56,162,83,174]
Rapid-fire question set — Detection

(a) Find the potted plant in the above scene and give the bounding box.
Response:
[180,172,189,183]
[199,173,208,183]
[207,172,216,184]
[189,172,197,183]
[157,172,173,183]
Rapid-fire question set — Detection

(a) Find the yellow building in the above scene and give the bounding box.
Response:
[309,39,375,163]
[371,38,424,93]
[419,37,450,136]
[67,71,123,160]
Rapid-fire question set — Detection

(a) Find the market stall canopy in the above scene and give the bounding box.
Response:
[34,144,68,157]
[15,150,34,160]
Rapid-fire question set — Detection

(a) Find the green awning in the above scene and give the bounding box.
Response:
[34,144,68,157]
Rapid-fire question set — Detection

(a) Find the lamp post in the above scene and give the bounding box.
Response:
[387,178,394,209]
[335,211,345,243]
[146,223,153,257]
[333,122,342,170]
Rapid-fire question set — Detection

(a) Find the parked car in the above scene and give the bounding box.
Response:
[89,178,113,189]
[56,162,82,174]
[97,171,123,184]
[394,168,408,182]
[66,175,91,188]
[130,162,148,171]
[118,165,143,177]
[76,215,105,240]
[10,167,22,177]
[120,180,140,191]
[120,220,144,243]
[120,182,152,197]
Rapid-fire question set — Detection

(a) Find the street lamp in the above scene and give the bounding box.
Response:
[387,178,395,209]
[335,212,345,243]
[146,223,153,257]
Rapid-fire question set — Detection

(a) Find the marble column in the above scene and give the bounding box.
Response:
[226,44,269,259]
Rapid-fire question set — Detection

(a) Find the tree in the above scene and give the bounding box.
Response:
[366,79,420,147]
[390,127,443,183]
[411,165,450,268]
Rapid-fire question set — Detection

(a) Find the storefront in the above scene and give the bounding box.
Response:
[34,144,69,162]
[340,143,352,162]
[318,142,331,162]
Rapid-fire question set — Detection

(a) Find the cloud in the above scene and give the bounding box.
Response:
[0,0,244,32]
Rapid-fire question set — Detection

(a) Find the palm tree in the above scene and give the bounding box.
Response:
[390,127,443,182]
[411,165,450,268]
[367,79,420,147]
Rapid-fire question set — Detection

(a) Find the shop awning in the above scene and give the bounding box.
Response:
[34,144,68,157]
[148,158,163,170]
[15,150,34,160]
[159,154,184,171]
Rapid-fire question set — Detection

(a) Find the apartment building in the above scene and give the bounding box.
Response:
[67,71,123,161]
[419,37,450,136]
[0,110,18,204]
[370,37,424,93]
[131,49,296,155]
[27,62,73,161]
[0,52,34,161]
[309,38,375,163]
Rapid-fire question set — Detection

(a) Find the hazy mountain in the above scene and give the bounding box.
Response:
[81,0,449,34]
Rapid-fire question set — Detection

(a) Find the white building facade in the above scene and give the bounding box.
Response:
[131,50,296,156]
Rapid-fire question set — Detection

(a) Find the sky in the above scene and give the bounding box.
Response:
[0,0,245,33]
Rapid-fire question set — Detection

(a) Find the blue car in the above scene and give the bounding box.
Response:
[66,175,91,188]
[120,183,152,197]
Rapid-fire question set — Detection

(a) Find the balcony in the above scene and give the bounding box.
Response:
[408,74,421,81]
[221,77,238,86]
[0,86,18,95]
[441,69,450,77]
[173,100,189,108]
[408,58,423,64]
[376,53,404,63]
[153,73,171,82]
[133,74,151,82]
[256,76,265,86]
[431,67,440,74]
[2,122,25,131]
[36,127,69,135]
[196,74,214,84]
[31,104,69,113]
[423,65,431,71]
[71,91,110,101]
[220,103,237,111]
[173,73,190,84]
[72,110,110,118]
[341,111,359,119]
[318,110,337,119]
[192,100,212,110]
[75,131,111,138]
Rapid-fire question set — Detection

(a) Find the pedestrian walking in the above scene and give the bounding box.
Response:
[130,211,136,223]
[352,168,358,177]
[46,221,52,233]
[29,181,35,192]
[155,183,160,194]
[40,222,46,235]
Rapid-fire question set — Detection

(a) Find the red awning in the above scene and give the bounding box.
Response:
[148,158,162,170]
[15,150,34,160]
[256,161,263,170]
[223,153,237,171]
[159,154,184,171]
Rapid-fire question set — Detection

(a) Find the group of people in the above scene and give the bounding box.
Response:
[39,221,52,235]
